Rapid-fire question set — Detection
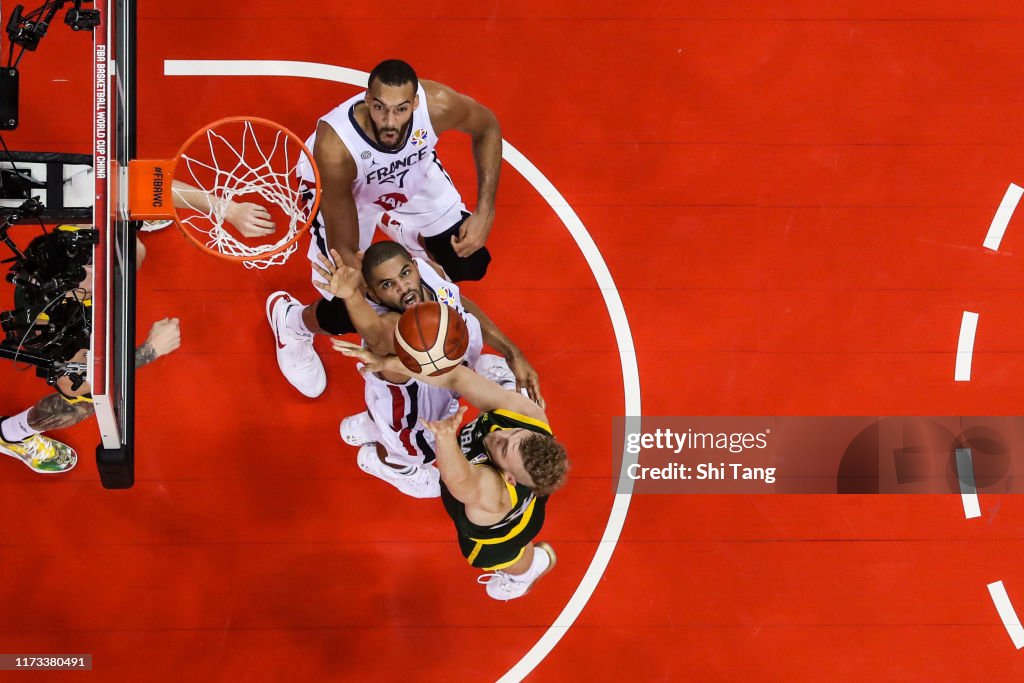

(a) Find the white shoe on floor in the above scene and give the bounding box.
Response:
[478,542,556,601]
[341,411,379,446]
[266,290,326,398]
[356,444,440,498]
[474,354,516,390]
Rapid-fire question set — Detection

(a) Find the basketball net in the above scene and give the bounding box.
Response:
[128,117,321,269]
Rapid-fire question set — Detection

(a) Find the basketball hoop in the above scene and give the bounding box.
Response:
[127,116,320,269]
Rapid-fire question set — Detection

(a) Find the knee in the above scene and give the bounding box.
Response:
[314,298,357,335]
[437,248,491,283]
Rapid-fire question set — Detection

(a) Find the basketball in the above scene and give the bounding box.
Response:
[393,302,469,376]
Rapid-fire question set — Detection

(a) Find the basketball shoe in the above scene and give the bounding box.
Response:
[340,411,379,446]
[0,431,78,474]
[140,219,173,232]
[477,542,556,601]
[473,354,516,390]
[356,444,440,498]
[266,291,326,398]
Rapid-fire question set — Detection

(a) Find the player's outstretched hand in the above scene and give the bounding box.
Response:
[421,405,468,439]
[145,317,181,357]
[509,354,545,409]
[312,248,364,299]
[331,339,397,375]
[450,212,492,257]
[225,202,276,237]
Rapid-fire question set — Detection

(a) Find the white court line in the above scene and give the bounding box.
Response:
[988,581,1024,649]
[983,183,1023,251]
[954,448,981,519]
[955,311,979,382]
[164,60,642,683]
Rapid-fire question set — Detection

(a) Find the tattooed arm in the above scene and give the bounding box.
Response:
[26,319,181,433]
[136,318,181,368]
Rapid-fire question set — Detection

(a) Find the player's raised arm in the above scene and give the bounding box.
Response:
[332,340,546,422]
[421,406,493,506]
[422,80,501,258]
[313,121,361,268]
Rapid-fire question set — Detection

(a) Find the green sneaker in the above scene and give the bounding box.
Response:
[0,432,78,473]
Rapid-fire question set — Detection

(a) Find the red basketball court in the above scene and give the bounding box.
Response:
[2,1,1024,680]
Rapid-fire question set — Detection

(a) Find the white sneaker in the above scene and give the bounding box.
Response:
[266,291,326,398]
[478,542,556,601]
[140,219,173,232]
[356,444,440,498]
[341,411,379,446]
[474,354,517,390]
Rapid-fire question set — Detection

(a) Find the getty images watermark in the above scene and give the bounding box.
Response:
[612,416,1024,494]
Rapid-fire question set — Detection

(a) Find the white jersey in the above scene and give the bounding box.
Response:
[368,257,483,366]
[298,85,467,273]
[361,257,483,466]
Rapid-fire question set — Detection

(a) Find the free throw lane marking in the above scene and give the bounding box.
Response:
[165,59,642,683]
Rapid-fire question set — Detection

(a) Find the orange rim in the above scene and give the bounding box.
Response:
[130,116,321,263]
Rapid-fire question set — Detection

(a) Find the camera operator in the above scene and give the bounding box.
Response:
[0,226,181,474]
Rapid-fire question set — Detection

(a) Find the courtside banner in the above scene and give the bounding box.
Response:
[612,416,1024,494]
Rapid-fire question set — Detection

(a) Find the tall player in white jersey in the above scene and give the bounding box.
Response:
[267,59,503,398]
[312,241,543,498]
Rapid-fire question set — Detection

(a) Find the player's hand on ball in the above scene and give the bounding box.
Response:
[331,339,393,374]
[146,317,181,357]
[422,405,468,439]
[225,202,276,237]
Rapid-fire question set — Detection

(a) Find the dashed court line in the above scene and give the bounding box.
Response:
[955,311,979,382]
[983,183,1022,251]
[988,581,1024,649]
[954,448,981,519]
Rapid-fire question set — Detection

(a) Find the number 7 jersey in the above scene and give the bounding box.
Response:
[298,84,466,252]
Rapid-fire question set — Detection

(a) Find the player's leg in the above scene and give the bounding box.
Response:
[343,374,453,498]
[476,541,557,601]
[420,212,492,283]
[0,385,85,474]
[267,222,366,397]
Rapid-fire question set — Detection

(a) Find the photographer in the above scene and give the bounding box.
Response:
[0,226,181,474]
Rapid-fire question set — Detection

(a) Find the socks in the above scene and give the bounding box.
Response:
[509,546,551,582]
[285,304,312,337]
[0,409,39,443]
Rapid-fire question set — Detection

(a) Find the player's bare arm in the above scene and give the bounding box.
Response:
[31,318,181,433]
[422,80,502,258]
[422,406,506,513]
[313,121,361,268]
[333,341,547,423]
[170,181,275,238]
[312,248,402,358]
[460,296,544,408]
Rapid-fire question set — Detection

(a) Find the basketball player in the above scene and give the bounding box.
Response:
[0,318,180,474]
[333,339,569,601]
[310,241,542,498]
[0,230,182,474]
[267,58,503,398]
